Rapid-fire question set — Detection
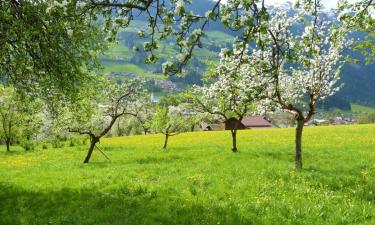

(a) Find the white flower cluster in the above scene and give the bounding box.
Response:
[196,41,269,119]
[263,4,348,117]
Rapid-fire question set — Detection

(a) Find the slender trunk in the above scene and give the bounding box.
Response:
[83,137,98,164]
[5,138,10,152]
[295,119,304,170]
[117,118,122,136]
[231,129,237,152]
[163,134,169,149]
[191,124,195,132]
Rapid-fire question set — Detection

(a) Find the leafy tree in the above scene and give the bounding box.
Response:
[192,42,268,152]
[68,79,145,163]
[133,96,156,135]
[46,0,272,75]
[358,113,375,124]
[338,0,374,64]
[0,85,42,151]
[151,104,190,149]
[250,1,349,169]
[0,1,104,98]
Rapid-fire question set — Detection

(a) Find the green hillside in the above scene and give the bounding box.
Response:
[1,125,375,224]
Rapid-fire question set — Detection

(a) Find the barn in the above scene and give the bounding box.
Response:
[202,116,272,131]
[225,116,272,130]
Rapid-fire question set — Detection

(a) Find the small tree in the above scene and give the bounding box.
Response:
[192,42,268,152]
[152,104,190,149]
[0,85,42,151]
[69,79,145,163]
[133,96,156,135]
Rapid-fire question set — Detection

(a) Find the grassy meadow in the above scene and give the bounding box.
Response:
[1,124,375,225]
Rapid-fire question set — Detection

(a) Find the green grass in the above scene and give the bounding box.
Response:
[104,43,132,60]
[352,104,375,114]
[205,31,234,40]
[101,61,165,79]
[1,124,375,224]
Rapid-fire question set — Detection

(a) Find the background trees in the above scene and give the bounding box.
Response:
[133,97,156,135]
[0,85,42,151]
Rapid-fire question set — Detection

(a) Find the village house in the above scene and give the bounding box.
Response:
[202,116,272,131]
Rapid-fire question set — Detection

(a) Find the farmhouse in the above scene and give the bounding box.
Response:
[202,116,272,131]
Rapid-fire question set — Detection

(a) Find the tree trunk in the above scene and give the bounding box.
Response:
[295,119,304,170]
[5,138,10,152]
[163,134,169,149]
[231,129,237,152]
[83,137,98,164]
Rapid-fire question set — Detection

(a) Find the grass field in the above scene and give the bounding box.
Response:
[1,125,375,225]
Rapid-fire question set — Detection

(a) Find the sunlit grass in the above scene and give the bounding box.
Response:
[1,124,375,224]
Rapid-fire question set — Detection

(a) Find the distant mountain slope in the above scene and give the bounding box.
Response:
[101,0,375,107]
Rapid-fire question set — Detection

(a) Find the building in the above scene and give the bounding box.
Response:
[240,116,273,129]
[202,116,272,131]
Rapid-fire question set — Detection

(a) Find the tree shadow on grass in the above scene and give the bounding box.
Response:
[0,183,261,225]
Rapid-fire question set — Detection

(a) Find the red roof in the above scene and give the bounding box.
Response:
[241,116,272,127]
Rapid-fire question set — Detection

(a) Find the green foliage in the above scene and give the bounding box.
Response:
[357,113,375,124]
[0,85,43,151]
[1,125,375,224]
[0,1,105,98]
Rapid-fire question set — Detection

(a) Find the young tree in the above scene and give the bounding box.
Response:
[152,104,190,149]
[249,1,349,169]
[192,42,268,152]
[0,85,42,151]
[69,79,145,163]
[133,96,156,135]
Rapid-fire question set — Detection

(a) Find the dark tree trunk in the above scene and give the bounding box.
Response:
[163,134,169,149]
[295,119,304,170]
[191,124,195,132]
[5,138,10,152]
[231,129,237,152]
[83,137,99,164]
[117,118,122,136]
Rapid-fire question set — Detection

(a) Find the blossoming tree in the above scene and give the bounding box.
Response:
[250,1,349,169]
[69,78,146,163]
[193,42,268,152]
[45,0,272,75]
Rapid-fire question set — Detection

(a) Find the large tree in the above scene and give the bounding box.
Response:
[0,1,104,98]
[249,1,349,169]
[58,0,273,75]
